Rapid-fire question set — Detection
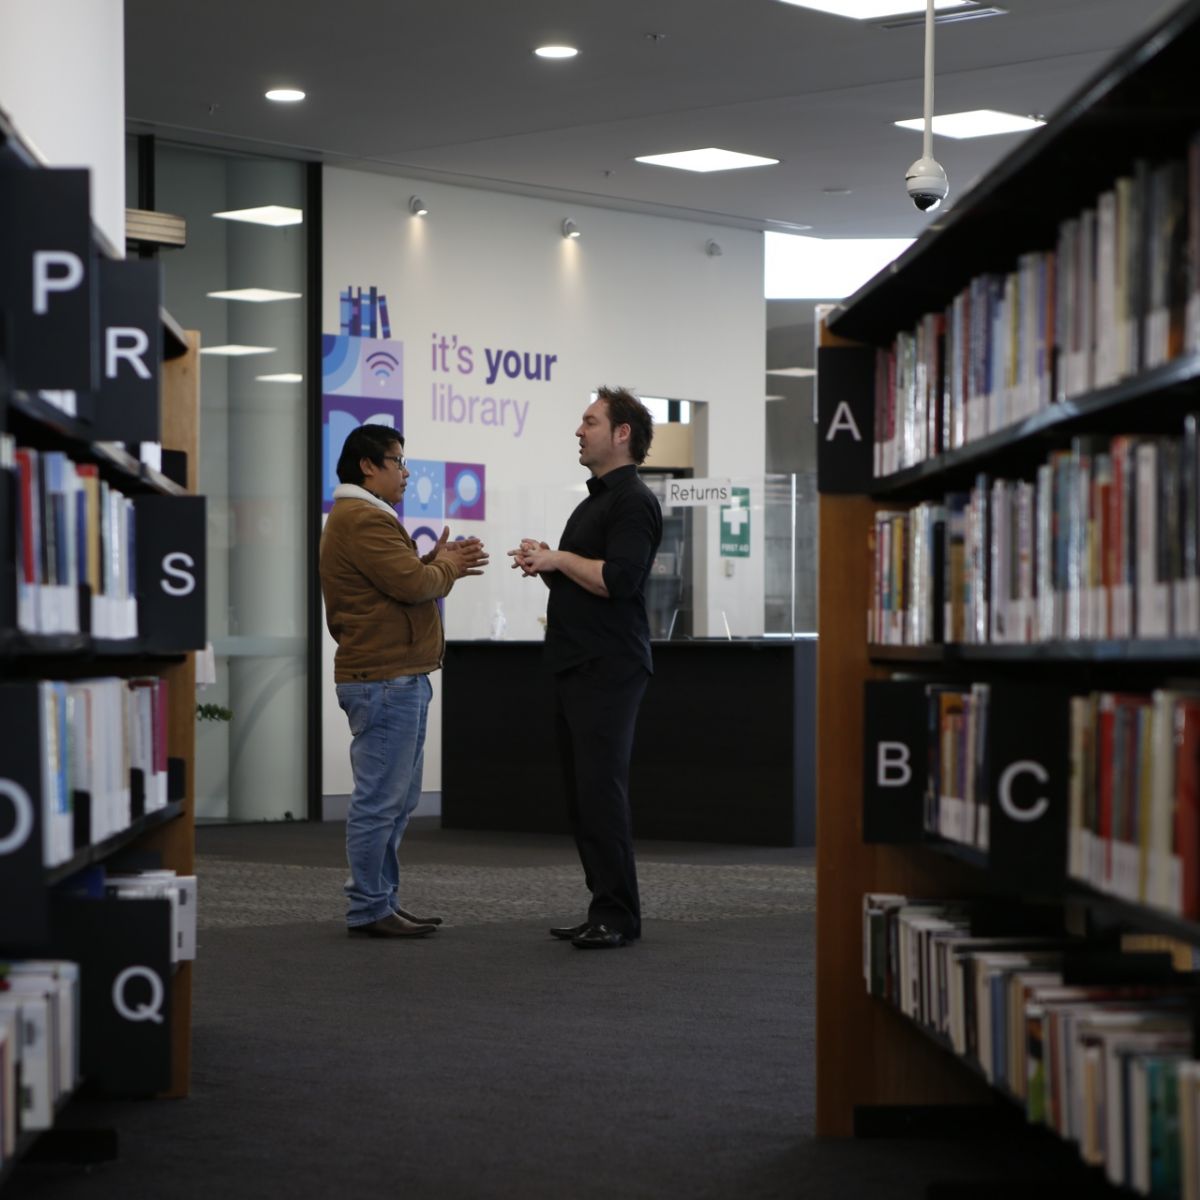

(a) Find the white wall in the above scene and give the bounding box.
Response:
[0,0,126,254]
[322,167,765,796]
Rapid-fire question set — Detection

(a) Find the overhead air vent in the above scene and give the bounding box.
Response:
[874,4,1006,29]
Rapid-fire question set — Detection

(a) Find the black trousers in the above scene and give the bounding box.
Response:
[554,655,649,938]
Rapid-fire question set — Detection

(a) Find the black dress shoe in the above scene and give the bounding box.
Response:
[549,921,590,941]
[571,923,630,949]
[348,914,437,938]
[395,906,444,926]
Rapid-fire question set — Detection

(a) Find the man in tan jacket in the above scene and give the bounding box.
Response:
[321,424,488,938]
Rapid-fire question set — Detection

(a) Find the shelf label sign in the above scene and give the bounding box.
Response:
[0,778,34,855]
[0,167,97,390]
[112,966,165,1024]
[93,258,162,444]
[720,487,751,557]
[862,680,927,843]
[816,346,874,494]
[134,495,207,651]
[665,478,731,507]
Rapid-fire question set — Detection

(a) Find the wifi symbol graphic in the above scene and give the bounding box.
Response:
[365,350,400,381]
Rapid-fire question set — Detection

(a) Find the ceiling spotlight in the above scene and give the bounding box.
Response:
[535,45,578,58]
[409,195,429,216]
[705,239,723,257]
[561,219,581,240]
[265,88,305,102]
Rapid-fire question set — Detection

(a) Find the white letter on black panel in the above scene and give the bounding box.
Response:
[877,742,912,787]
[998,760,1050,823]
[825,401,863,442]
[106,326,152,380]
[161,552,196,596]
[32,250,84,314]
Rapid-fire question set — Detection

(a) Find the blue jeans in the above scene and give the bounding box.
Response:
[336,675,432,927]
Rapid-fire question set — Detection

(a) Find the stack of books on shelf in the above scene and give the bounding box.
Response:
[869,422,1200,646]
[873,137,1200,476]
[863,895,1200,1198]
[0,960,81,1167]
[0,676,170,869]
[1,433,139,639]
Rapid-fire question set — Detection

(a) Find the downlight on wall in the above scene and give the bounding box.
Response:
[561,219,581,239]
[408,196,429,216]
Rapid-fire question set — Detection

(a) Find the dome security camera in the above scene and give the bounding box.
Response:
[906,156,949,213]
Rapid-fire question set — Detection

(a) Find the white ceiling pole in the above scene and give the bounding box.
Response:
[923,0,936,163]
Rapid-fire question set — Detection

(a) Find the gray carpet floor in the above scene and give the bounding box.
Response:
[6,820,1094,1199]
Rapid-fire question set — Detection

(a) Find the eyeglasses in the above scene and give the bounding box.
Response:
[381,454,407,470]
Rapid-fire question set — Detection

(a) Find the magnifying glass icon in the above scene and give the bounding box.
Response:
[448,469,481,515]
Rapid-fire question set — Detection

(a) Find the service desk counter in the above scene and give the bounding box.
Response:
[441,639,815,847]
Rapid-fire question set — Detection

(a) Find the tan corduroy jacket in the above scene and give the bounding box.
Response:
[320,486,459,682]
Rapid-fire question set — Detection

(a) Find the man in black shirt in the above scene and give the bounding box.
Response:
[508,387,663,948]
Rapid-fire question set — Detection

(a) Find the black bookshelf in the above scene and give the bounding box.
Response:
[866,353,1200,500]
[44,801,184,887]
[828,0,1200,347]
[869,640,1200,666]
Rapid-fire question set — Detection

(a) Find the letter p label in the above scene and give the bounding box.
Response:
[33,250,84,315]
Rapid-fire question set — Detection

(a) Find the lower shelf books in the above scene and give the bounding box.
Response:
[864,893,1200,1199]
[0,959,81,1169]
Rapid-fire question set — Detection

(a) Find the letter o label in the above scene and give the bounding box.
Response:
[998,759,1050,823]
[0,779,34,856]
[503,350,521,379]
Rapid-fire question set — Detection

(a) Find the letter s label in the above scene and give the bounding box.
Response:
[161,552,196,597]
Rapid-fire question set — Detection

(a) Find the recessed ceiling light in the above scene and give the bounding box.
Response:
[635,148,779,173]
[534,45,578,58]
[212,205,303,227]
[775,0,971,17]
[256,373,303,383]
[199,345,276,357]
[265,88,305,102]
[895,109,1045,139]
[764,232,914,299]
[766,367,818,378]
[207,288,303,303]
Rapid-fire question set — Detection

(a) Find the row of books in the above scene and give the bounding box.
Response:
[1068,690,1200,916]
[873,135,1200,477]
[863,895,1200,1199]
[0,959,80,1165]
[869,423,1200,645]
[0,676,171,868]
[104,869,198,965]
[0,434,138,639]
[916,681,1200,920]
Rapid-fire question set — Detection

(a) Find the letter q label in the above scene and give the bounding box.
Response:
[113,966,165,1024]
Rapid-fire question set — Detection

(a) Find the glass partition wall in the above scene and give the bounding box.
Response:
[138,143,311,821]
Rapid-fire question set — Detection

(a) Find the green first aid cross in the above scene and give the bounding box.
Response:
[719,487,750,557]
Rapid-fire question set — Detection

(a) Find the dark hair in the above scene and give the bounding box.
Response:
[336,424,404,485]
[596,386,653,465]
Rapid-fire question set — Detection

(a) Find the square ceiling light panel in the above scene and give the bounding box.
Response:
[895,109,1045,138]
[212,205,303,227]
[775,0,972,17]
[207,288,303,302]
[634,148,779,173]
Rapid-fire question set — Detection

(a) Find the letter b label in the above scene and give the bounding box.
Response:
[877,741,912,787]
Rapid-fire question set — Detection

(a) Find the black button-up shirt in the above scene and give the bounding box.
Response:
[544,464,663,673]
